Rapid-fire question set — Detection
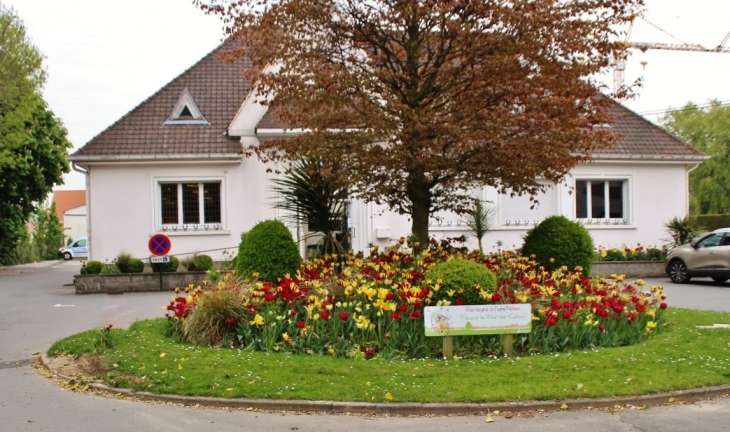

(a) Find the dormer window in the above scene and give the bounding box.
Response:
[165,88,209,125]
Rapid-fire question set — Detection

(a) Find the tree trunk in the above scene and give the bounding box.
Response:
[407,171,431,247]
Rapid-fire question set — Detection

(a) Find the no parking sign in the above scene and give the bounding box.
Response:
[149,234,171,256]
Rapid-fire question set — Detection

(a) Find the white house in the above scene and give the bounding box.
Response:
[68,45,707,263]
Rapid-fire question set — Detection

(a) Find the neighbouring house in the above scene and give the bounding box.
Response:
[51,190,87,244]
[68,45,707,263]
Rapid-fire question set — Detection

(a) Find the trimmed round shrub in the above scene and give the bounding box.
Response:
[521,215,594,275]
[183,254,215,271]
[426,258,497,305]
[127,258,144,273]
[151,256,179,272]
[236,219,301,282]
[83,260,103,275]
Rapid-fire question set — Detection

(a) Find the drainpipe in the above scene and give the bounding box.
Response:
[686,163,700,216]
[71,163,91,260]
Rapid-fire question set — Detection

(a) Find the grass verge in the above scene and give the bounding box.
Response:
[47,308,730,404]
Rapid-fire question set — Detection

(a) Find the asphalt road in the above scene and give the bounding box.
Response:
[1,261,729,432]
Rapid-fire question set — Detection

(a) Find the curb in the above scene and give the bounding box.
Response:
[40,353,730,415]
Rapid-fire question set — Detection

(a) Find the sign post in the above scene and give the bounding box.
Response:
[424,304,531,358]
[149,234,172,291]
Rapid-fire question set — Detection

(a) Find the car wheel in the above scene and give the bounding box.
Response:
[63,252,72,261]
[668,260,691,283]
[712,277,729,283]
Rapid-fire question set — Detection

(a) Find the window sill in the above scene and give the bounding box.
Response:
[152,229,231,237]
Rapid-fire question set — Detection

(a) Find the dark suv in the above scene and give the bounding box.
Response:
[665,228,730,283]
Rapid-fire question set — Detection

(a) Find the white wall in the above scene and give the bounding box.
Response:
[87,158,691,261]
[355,161,691,253]
[87,158,280,262]
[63,205,87,244]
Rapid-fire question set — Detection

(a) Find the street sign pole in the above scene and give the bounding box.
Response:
[149,235,172,292]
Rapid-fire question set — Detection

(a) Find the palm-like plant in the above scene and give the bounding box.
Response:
[664,215,704,249]
[273,158,349,256]
[463,200,496,256]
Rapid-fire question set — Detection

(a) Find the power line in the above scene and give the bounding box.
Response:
[637,99,730,117]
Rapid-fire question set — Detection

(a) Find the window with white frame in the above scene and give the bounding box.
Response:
[159,182,222,227]
[575,179,627,220]
[499,182,557,225]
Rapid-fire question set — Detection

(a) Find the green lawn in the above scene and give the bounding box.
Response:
[48,308,730,403]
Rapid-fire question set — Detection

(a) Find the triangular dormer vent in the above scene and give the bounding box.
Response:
[164,88,209,125]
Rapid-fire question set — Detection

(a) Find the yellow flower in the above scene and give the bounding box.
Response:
[328,348,337,357]
[251,314,265,326]
[282,333,292,344]
[447,289,456,298]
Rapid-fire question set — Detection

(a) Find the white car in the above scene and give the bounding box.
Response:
[58,237,89,260]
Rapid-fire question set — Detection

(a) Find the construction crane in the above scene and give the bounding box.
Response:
[613,18,730,93]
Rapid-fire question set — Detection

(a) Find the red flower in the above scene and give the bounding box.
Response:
[551,299,562,310]
[289,309,297,316]
[599,325,605,333]
[297,320,306,329]
[491,293,502,302]
[339,311,349,321]
[386,292,394,301]
[321,311,331,320]
[562,310,571,320]
[226,317,234,326]
[635,303,646,313]
[660,302,668,310]
[409,310,421,320]
[454,298,464,306]
[364,347,375,359]
[546,314,559,327]
[399,304,408,313]
[385,332,391,339]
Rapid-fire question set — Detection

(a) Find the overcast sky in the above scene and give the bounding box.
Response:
[9,0,730,190]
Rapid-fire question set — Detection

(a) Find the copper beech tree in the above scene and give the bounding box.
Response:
[196,0,642,244]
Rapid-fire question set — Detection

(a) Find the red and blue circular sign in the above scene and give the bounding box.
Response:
[149,234,171,256]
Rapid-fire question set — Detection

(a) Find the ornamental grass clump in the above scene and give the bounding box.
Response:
[181,279,249,347]
[163,241,668,359]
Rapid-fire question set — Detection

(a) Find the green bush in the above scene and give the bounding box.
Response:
[426,258,497,305]
[695,214,729,232]
[182,254,215,272]
[83,260,103,274]
[115,252,133,273]
[236,220,301,282]
[521,215,594,275]
[127,258,144,273]
[151,256,179,272]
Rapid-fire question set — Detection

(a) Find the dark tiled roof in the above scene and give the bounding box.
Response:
[71,45,251,159]
[71,43,703,161]
[257,110,287,129]
[595,102,706,158]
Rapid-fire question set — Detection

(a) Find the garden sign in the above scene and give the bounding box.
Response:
[424,304,532,358]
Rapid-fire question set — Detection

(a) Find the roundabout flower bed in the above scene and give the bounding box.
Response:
[164,242,668,359]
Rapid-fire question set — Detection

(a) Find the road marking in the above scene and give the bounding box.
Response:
[53,304,75,307]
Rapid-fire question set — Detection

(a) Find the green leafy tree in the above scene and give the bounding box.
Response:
[31,202,65,260]
[197,0,640,245]
[0,5,71,265]
[663,100,730,215]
